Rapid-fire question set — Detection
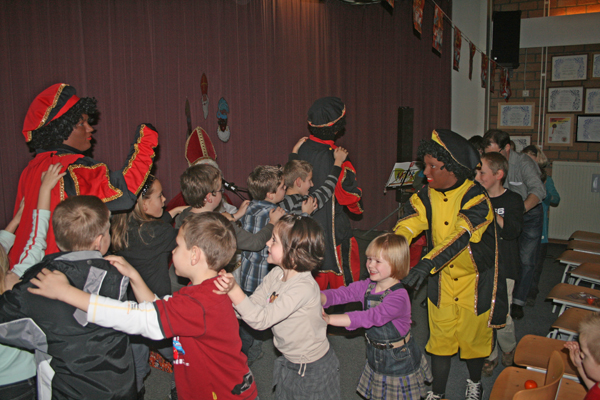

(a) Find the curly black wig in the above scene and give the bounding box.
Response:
[417,140,476,181]
[307,116,346,141]
[29,97,99,150]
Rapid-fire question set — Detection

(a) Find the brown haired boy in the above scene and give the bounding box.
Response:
[0,195,135,400]
[281,146,347,216]
[28,212,258,400]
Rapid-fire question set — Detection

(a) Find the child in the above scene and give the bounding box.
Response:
[215,215,341,399]
[237,165,286,361]
[0,195,136,400]
[0,164,64,400]
[476,152,524,376]
[110,174,185,396]
[321,233,431,400]
[280,146,348,215]
[29,212,258,400]
[565,312,600,399]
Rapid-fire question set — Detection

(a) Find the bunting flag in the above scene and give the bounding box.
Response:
[413,0,424,34]
[501,68,512,101]
[453,28,462,71]
[481,54,488,89]
[469,42,476,80]
[432,5,444,53]
[490,61,496,93]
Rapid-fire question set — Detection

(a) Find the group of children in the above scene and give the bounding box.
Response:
[0,125,436,400]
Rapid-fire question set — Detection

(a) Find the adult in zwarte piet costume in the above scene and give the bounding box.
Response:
[295,96,362,290]
[9,83,158,266]
[394,129,507,400]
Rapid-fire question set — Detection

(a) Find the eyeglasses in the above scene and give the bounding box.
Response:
[140,175,156,197]
[212,188,225,196]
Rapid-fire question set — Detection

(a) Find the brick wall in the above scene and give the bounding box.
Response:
[489,0,600,172]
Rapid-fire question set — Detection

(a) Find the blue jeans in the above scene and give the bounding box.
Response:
[0,377,36,400]
[513,204,543,306]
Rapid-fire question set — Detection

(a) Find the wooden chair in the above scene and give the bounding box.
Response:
[569,262,600,289]
[567,240,600,256]
[546,283,600,315]
[570,230,600,244]
[557,250,600,284]
[514,335,578,378]
[556,378,588,399]
[548,308,595,341]
[489,350,564,400]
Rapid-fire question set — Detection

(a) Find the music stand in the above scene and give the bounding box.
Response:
[363,162,419,236]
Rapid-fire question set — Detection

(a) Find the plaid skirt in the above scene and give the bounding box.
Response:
[356,353,432,400]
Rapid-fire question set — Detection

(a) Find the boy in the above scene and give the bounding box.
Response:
[0,195,135,400]
[280,146,348,215]
[394,129,506,400]
[237,165,286,361]
[565,312,600,399]
[29,212,258,400]
[476,152,524,377]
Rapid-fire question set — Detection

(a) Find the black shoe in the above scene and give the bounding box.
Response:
[511,304,524,320]
[137,387,145,400]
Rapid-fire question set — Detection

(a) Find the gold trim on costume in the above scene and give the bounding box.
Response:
[429,231,467,274]
[68,163,123,202]
[308,106,346,127]
[37,84,67,131]
[487,215,504,328]
[122,124,155,196]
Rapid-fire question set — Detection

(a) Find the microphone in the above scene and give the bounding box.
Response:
[222,179,249,200]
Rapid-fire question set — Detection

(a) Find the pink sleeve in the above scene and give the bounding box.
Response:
[346,289,411,335]
[322,279,370,309]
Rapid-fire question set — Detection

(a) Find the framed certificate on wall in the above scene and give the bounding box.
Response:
[546,114,574,146]
[551,54,587,81]
[548,87,583,112]
[498,102,535,129]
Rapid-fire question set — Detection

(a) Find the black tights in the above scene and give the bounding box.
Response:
[431,355,485,395]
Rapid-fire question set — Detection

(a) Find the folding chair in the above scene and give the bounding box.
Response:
[546,283,600,315]
[569,262,600,289]
[489,350,563,400]
[567,240,600,256]
[548,308,594,341]
[569,230,600,244]
[513,335,578,379]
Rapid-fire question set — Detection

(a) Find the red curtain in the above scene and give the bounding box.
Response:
[0,0,450,231]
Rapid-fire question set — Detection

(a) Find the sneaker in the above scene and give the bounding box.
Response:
[502,350,515,366]
[482,357,498,377]
[510,304,524,320]
[465,379,483,400]
[423,391,444,400]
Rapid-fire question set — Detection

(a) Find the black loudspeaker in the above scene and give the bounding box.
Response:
[397,107,414,163]
[492,10,521,69]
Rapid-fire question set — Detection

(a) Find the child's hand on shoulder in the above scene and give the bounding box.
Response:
[40,164,66,192]
[233,200,250,220]
[213,269,237,295]
[28,268,71,300]
[301,197,317,215]
[564,341,583,368]
[104,255,139,279]
[168,205,188,218]
[333,147,348,166]
[268,207,286,225]
[292,137,308,153]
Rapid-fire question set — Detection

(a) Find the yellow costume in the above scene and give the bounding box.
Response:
[394,178,506,358]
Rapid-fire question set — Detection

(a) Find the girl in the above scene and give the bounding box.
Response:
[215,215,340,399]
[110,175,184,397]
[321,233,432,400]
